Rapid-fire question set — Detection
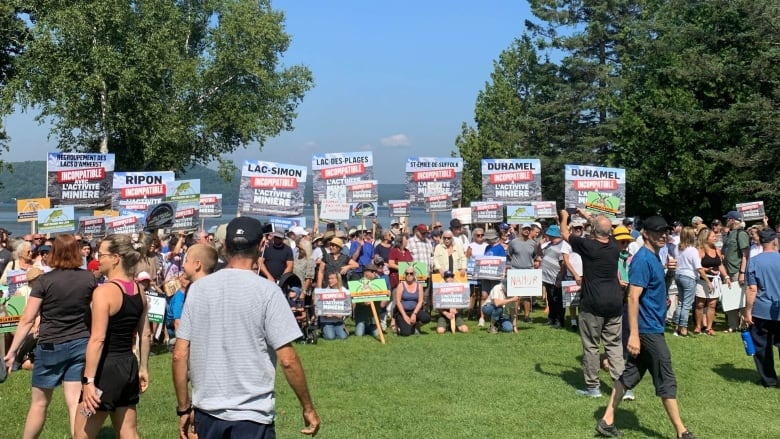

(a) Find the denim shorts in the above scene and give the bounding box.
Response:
[31,337,88,389]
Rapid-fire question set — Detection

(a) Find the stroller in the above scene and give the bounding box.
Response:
[278,273,318,344]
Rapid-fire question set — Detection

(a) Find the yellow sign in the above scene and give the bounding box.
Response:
[17,197,50,222]
[93,209,120,217]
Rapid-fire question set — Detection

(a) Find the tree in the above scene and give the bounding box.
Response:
[7,0,313,177]
[456,34,563,203]
[614,0,780,218]
[0,4,28,167]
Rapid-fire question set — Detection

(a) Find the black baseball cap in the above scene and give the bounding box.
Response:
[226,217,263,250]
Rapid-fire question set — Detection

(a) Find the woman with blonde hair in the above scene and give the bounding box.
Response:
[694,228,731,335]
[0,238,35,285]
[672,227,700,336]
[75,234,150,439]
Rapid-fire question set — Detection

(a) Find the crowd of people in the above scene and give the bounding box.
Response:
[3,205,780,438]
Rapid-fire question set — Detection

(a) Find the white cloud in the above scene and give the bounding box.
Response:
[380,133,410,147]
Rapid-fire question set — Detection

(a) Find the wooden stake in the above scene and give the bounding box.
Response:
[368,301,386,345]
[313,202,320,234]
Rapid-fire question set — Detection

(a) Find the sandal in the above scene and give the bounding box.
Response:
[706,328,716,336]
[693,328,701,335]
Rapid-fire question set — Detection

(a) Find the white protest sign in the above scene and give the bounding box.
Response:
[320,200,351,220]
[506,269,543,297]
[146,291,166,323]
[721,283,745,312]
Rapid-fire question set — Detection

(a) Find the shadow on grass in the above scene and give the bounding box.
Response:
[712,362,757,384]
[96,426,117,438]
[534,362,582,390]
[591,408,667,439]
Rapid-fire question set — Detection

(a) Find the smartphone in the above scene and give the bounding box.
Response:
[80,387,103,418]
[261,222,275,235]
[565,207,578,215]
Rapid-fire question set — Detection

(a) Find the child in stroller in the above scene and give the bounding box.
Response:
[279,272,318,344]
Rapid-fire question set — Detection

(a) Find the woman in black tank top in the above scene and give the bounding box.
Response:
[75,234,149,439]
[694,229,731,335]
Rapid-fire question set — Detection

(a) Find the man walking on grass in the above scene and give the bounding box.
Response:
[595,216,695,439]
[173,217,320,438]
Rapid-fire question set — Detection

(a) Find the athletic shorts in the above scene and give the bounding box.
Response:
[620,333,677,398]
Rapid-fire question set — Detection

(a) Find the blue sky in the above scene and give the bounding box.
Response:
[4,1,533,183]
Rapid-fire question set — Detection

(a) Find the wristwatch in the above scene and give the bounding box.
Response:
[81,376,94,385]
[176,406,193,416]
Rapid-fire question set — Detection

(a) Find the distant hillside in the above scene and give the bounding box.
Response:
[0,161,407,204]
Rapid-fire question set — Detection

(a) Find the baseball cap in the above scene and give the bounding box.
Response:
[643,216,672,233]
[136,271,152,281]
[723,211,741,221]
[363,263,379,272]
[759,228,777,244]
[226,217,264,250]
[37,245,52,253]
[443,270,454,279]
[430,229,442,238]
[415,224,428,233]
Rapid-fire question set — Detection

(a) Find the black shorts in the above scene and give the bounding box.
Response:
[81,353,140,411]
[620,333,677,399]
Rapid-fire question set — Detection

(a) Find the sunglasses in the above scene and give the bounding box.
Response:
[405,272,415,275]
[443,236,453,240]
[475,234,483,237]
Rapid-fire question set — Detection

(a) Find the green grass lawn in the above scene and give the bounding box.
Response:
[1,311,778,438]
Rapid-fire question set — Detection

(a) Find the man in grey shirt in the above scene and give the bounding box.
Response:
[173,217,320,438]
[508,223,539,322]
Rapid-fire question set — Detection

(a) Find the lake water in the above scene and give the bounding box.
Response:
[0,204,457,237]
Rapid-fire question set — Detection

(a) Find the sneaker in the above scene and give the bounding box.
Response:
[595,419,623,437]
[576,387,602,398]
[622,389,635,401]
[488,326,498,334]
[0,363,7,384]
[380,319,387,331]
[570,324,579,333]
[478,317,485,327]
[523,316,532,323]
[678,431,696,439]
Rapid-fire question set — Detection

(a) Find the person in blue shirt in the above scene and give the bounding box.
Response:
[165,244,217,350]
[744,228,780,387]
[595,216,696,439]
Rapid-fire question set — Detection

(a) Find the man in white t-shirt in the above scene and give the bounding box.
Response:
[173,217,320,438]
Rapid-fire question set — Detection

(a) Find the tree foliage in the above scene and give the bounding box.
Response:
[7,0,313,177]
[457,0,780,221]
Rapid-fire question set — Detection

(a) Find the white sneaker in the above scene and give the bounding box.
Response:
[576,388,603,398]
[622,389,636,401]
[478,317,485,327]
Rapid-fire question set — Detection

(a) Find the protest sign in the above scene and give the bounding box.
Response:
[38,206,76,234]
[112,171,175,221]
[388,200,410,217]
[506,205,536,224]
[471,201,503,223]
[346,180,378,203]
[561,281,581,307]
[105,215,142,235]
[451,207,472,225]
[199,194,223,218]
[314,288,352,316]
[0,296,27,333]
[721,283,745,312]
[405,157,463,204]
[432,282,470,309]
[17,198,50,222]
[166,180,200,232]
[320,200,351,220]
[532,201,557,219]
[238,160,307,216]
[93,209,119,217]
[399,261,429,283]
[474,256,506,280]
[46,152,115,208]
[268,216,307,231]
[78,216,105,236]
[312,152,373,203]
[146,291,166,323]
[564,165,625,218]
[348,279,390,303]
[352,202,377,218]
[430,271,468,284]
[6,270,27,297]
[481,158,542,202]
[425,194,452,213]
[144,203,176,230]
[506,269,543,297]
[736,201,764,222]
